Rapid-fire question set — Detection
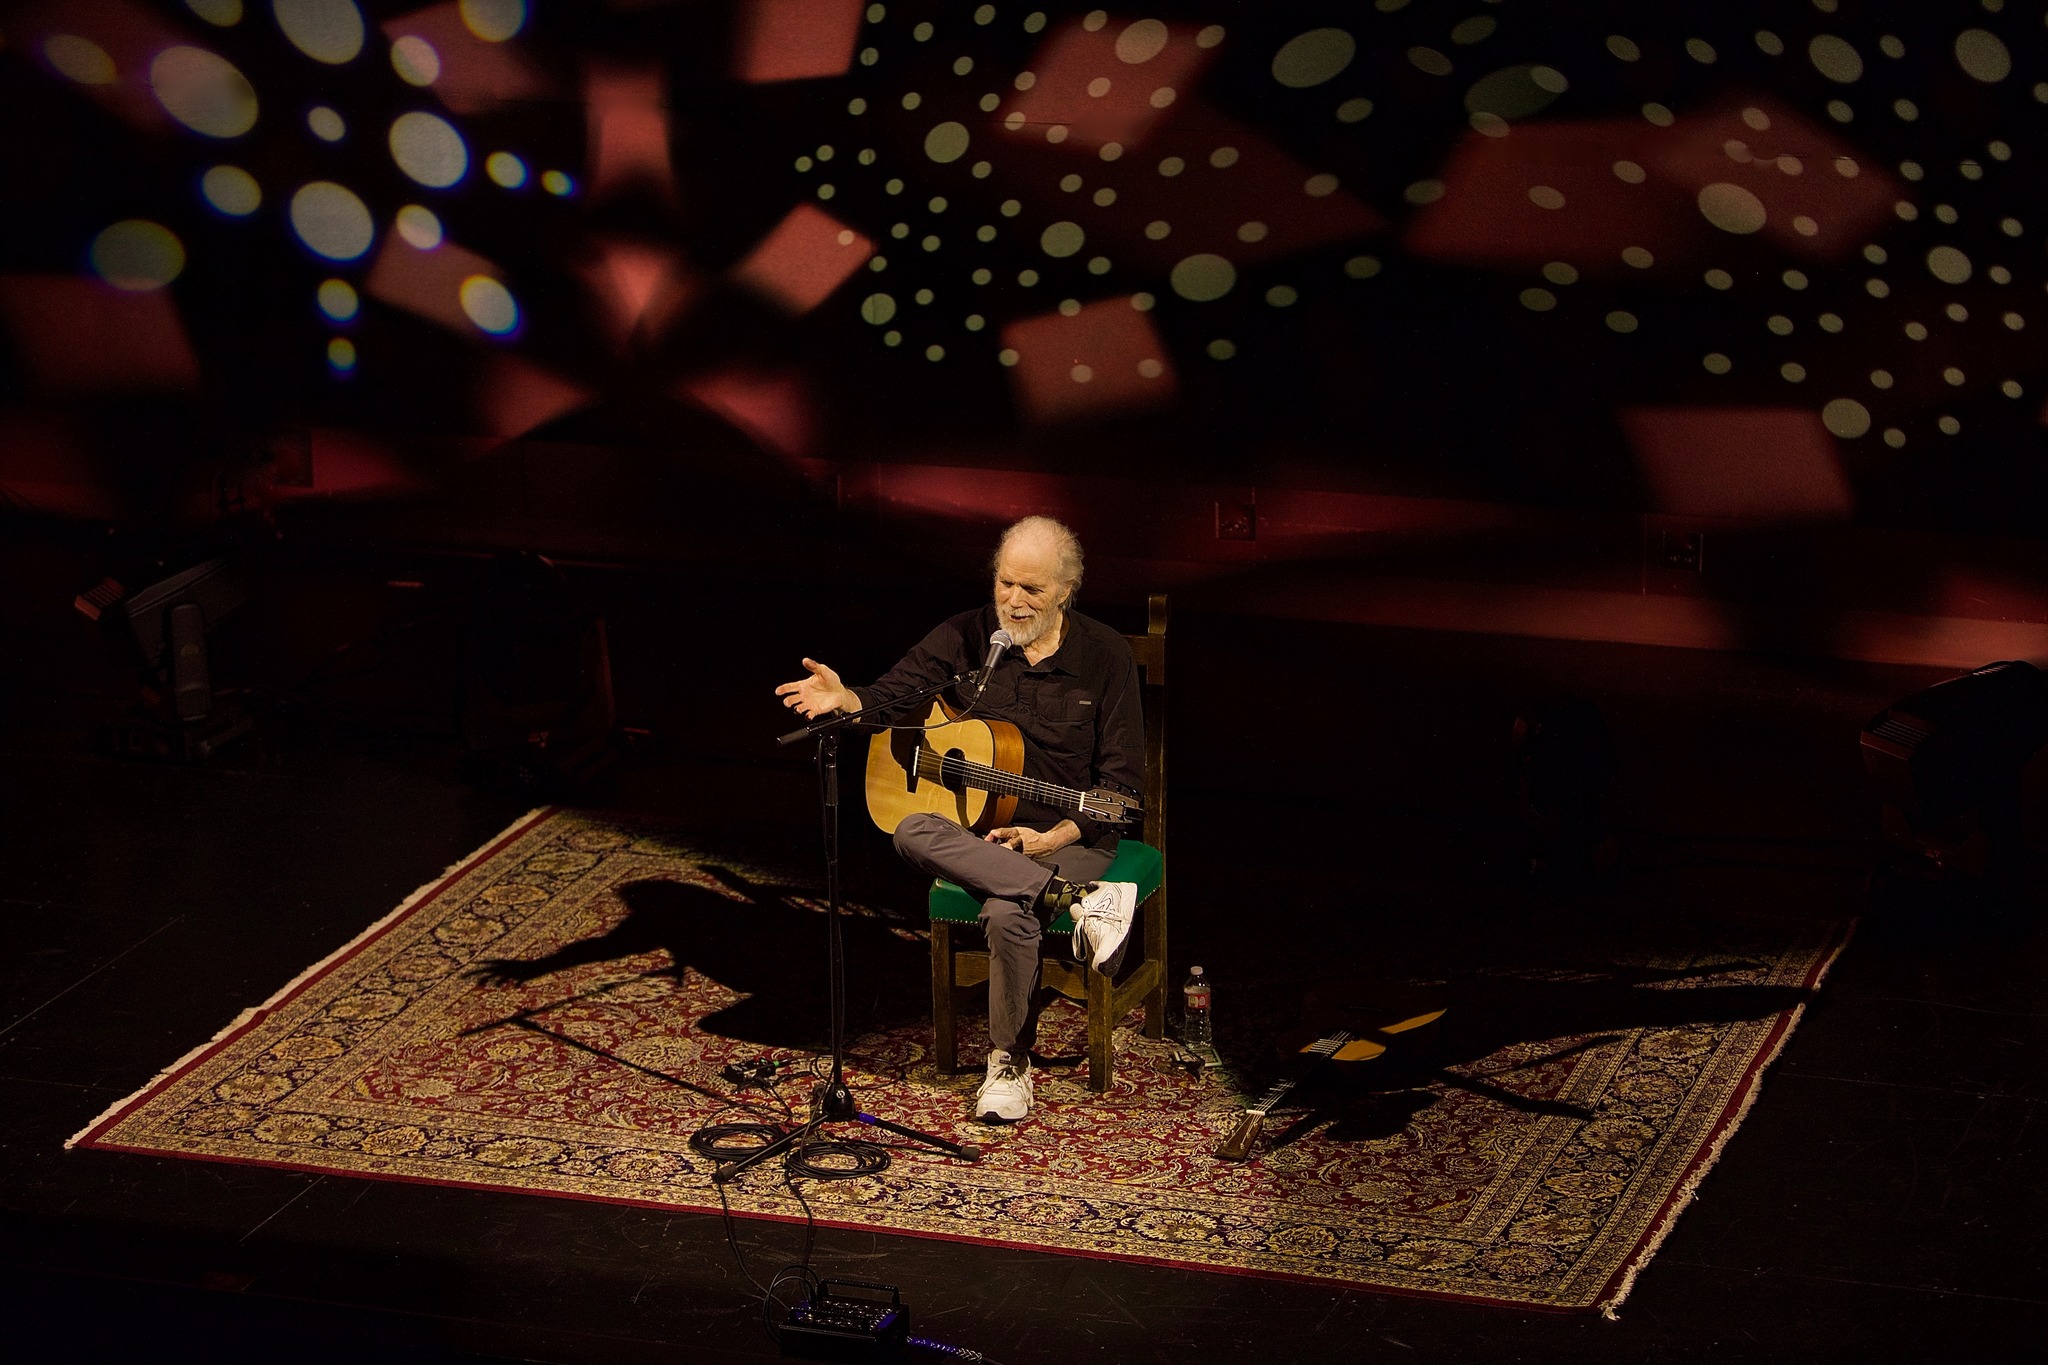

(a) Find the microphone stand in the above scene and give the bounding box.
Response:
[711,675,986,1184]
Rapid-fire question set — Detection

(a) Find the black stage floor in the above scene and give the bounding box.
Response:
[2,546,2044,1363]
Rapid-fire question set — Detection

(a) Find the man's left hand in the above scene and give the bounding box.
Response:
[984,822,1078,857]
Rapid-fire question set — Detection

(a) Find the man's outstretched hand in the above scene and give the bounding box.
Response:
[775,658,857,719]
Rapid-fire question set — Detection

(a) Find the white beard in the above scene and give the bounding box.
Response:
[1001,603,1061,651]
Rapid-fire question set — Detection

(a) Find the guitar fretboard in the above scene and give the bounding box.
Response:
[1246,1031,1352,1118]
[915,748,1097,816]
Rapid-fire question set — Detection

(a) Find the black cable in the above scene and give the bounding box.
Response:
[708,1123,822,1348]
[711,1179,775,1297]
[763,1262,821,1342]
[908,1338,1003,1364]
[699,1074,827,1347]
[784,1136,890,1180]
[698,1058,997,1364]
[781,1160,819,1269]
[689,1122,788,1162]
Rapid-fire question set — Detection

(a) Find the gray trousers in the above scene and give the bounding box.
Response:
[892,812,1114,1057]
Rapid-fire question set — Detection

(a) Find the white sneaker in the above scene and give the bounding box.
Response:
[975,1049,1033,1123]
[1071,881,1138,973]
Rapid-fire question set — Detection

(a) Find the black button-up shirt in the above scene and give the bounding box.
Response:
[853,605,1144,849]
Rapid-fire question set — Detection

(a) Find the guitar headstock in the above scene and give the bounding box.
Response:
[1079,788,1144,826]
[1214,1112,1263,1162]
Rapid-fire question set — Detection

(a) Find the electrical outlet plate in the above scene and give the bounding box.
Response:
[1657,530,1704,572]
[1215,501,1256,541]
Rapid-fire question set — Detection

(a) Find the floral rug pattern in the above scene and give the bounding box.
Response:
[73,810,1849,1313]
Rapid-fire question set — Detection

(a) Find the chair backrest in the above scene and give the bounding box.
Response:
[1120,595,1167,853]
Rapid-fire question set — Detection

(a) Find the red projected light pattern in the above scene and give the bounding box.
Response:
[733,0,867,85]
[0,276,201,394]
[584,63,675,204]
[1621,407,1854,521]
[677,369,821,459]
[732,204,876,315]
[1000,296,1175,425]
[574,239,698,354]
[381,2,553,118]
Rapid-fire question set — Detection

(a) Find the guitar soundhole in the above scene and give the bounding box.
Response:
[940,747,966,792]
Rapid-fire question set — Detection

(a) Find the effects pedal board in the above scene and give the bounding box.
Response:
[779,1279,908,1363]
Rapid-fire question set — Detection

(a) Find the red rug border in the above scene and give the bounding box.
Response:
[71,806,560,1151]
[69,1136,1593,1314]
[1587,912,1858,1315]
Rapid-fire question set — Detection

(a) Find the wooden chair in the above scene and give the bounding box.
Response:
[926,595,1169,1092]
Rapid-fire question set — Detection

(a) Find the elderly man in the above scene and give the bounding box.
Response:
[776,516,1143,1123]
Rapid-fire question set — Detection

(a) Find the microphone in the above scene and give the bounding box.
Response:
[975,629,1014,692]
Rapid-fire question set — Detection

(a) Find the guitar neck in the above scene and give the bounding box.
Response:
[1246,1031,1353,1120]
[1215,1029,1354,1161]
[917,749,1091,816]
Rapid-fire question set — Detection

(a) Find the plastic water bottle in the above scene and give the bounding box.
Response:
[1181,966,1212,1048]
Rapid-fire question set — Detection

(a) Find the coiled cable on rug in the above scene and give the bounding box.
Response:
[690,1122,787,1162]
[784,1135,890,1180]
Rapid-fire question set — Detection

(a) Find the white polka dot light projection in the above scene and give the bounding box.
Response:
[92,221,187,291]
[289,181,374,261]
[827,5,1400,398]
[24,0,2047,481]
[390,35,440,87]
[274,0,366,67]
[459,276,520,335]
[395,205,445,250]
[44,34,117,85]
[26,0,579,383]
[391,112,469,189]
[201,166,262,217]
[467,1,528,43]
[811,0,2031,462]
[150,47,258,138]
[1360,8,2048,461]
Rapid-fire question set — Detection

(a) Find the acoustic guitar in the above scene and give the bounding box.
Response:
[863,701,1142,834]
[1213,982,1446,1162]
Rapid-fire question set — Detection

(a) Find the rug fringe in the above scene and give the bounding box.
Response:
[1595,918,1859,1319]
[65,807,555,1151]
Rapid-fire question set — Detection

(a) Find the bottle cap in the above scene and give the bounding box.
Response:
[1190,965,1204,975]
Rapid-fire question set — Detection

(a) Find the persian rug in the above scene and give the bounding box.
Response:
[71,809,1850,1314]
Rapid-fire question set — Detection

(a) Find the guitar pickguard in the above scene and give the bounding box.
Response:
[888,728,923,792]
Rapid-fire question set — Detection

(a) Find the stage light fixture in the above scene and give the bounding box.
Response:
[76,555,256,760]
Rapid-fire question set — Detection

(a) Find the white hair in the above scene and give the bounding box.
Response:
[993,515,1084,594]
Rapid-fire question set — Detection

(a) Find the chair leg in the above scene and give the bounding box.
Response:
[1085,963,1113,1092]
[1141,886,1167,1040]
[930,920,957,1076]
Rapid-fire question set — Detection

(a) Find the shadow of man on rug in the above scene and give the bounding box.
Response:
[469,867,929,1051]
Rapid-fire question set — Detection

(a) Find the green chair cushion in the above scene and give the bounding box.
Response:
[927,839,1163,929]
